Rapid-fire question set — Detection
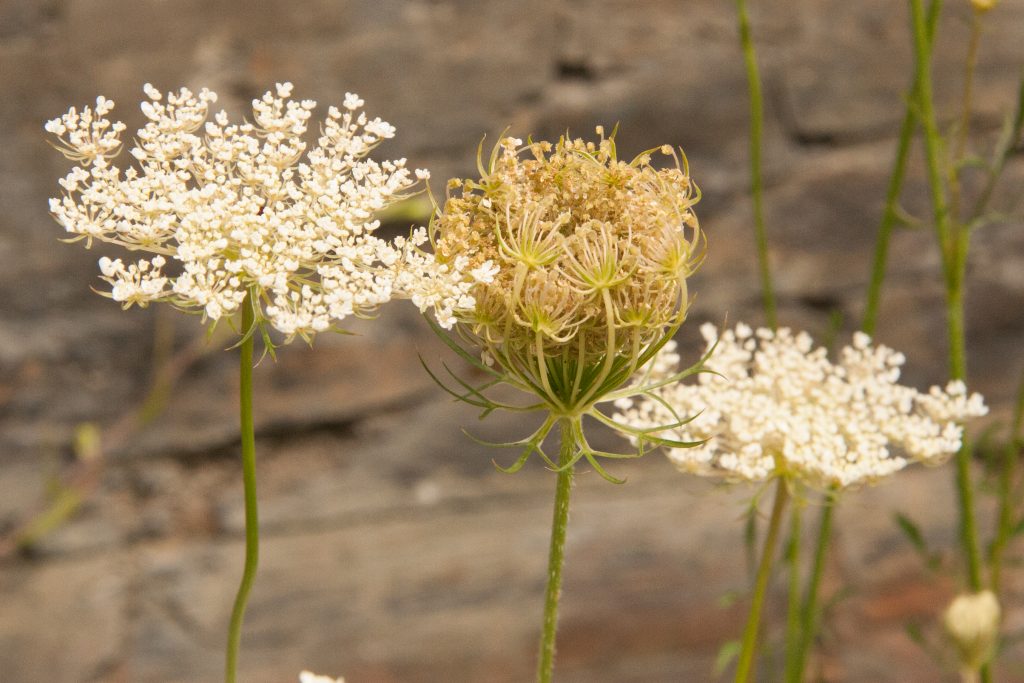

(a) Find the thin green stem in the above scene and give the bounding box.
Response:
[909,0,984,595]
[735,0,777,329]
[990,370,1024,596]
[862,0,939,335]
[735,477,789,683]
[909,0,951,252]
[863,108,916,336]
[783,504,802,681]
[789,489,836,683]
[225,291,260,683]
[537,417,577,683]
[949,12,982,225]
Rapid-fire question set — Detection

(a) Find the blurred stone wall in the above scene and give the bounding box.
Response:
[1,1,1023,681]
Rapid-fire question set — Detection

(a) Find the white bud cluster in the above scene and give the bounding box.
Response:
[47,83,469,340]
[613,323,988,488]
[943,590,1001,671]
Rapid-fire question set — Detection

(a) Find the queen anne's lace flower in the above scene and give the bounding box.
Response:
[613,323,988,488]
[421,129,702,415]
[47,83,471,340]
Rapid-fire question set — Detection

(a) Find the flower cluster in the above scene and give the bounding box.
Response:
[426,129,702,412]
[613,323,988,488]
[47,83,474,341]
[299,672,344,683]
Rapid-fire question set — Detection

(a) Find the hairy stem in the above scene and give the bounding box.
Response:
[735,0,777,329]
[225,291,260,683]
[537,418,577,683]
[735,477,789,683]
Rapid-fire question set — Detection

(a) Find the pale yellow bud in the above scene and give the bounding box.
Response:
[943,590,1000,672]
[971,0,997,12]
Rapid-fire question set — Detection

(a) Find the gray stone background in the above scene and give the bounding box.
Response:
[2,0,1024,681]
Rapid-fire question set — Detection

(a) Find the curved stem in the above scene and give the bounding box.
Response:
[225,291,260,683]
[537,418,577,683]
[735,477,789,683]
[789,489,836,683]
[735,0,777,329]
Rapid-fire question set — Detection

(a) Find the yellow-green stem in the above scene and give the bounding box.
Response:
[735,477,789,683]
[909,0,983,592]
[783,505,802,681]
[735,0,777,329]
[788,489,836,683]
[225,291,260,683]
[537,418,577,683]
[991,370,1024,595]
[949,12,982,225]
[910,4,988,678]
[863,0,939,335]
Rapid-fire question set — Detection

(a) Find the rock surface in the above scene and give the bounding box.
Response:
[2,0,1024,681]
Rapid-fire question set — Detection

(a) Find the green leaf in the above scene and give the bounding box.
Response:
[894,512,940,570]
[714,640,742,676]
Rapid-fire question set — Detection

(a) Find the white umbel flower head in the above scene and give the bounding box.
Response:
[944,590,1000,672]
[299,671,345,683]
[613,323,988,488]
[47,84,453,342]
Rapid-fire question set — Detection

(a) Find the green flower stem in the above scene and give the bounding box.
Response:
[783,504,802,681]
[225,291,260,683]
[788,488,836,683]
[909,0,984,594]
[735,477,789,683]
[862,0,939,336]
[991,370,1024,595]
[537,417,577,683]
[735,0,777,330]
[949,12,982,224]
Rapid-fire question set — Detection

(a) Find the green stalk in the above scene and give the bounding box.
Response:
[735,0,777,330]
[783,504,802,681]
[537,417,577,683]
[862,0,940,336]
[735,477,789,683]
[862,108,916,337]
[788,488,836,683]
[225,291,260,683]
[948,12,982,226]
[908,0,984,594]
[990,370,1024,596]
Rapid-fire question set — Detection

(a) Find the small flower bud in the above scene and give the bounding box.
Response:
[971,0,997,12]
[943,590,1000,672]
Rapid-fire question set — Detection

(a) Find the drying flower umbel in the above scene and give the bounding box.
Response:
[46,82,453,343]
[614,323,988,488]
[419,128,706,683]
[422,129,706,479]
